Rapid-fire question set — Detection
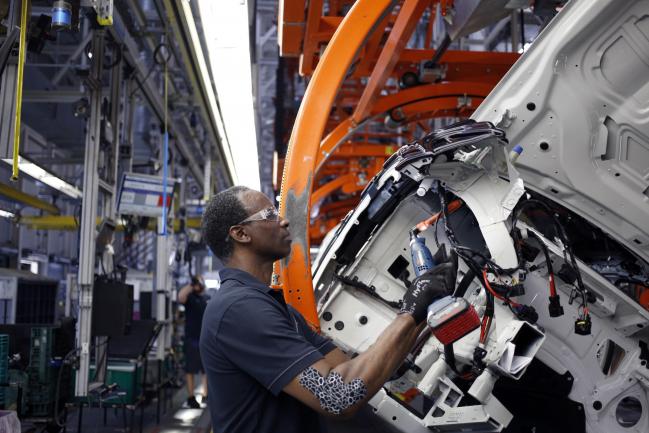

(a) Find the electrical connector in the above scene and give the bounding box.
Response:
[574,315,592,335]
[513,304,538,324]
[548,295,564,317]
[473,346,487,370]
[557,263,578,285]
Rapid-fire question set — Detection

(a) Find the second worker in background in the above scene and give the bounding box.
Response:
[178,275,209,408]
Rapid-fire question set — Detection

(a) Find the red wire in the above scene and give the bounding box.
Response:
[482,269,521,307]
[549,273,557,297]
[479,315,491,343]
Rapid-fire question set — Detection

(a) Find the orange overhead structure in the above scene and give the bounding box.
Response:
[311,173,359,207]
[276,0,520,328]
[278,0,306,57]
[352,0,430,124]
[277,0,396,329]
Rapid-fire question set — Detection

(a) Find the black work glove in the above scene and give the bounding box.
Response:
[400,246,458,324]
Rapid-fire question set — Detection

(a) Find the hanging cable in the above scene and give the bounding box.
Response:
[11,0,29,181]
[482,268,521,307]
[161,37,169,236]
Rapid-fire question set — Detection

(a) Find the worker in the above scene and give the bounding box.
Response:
[178,275,209,408]
[199,186,455,433]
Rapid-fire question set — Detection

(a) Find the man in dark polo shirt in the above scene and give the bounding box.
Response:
[199,186,455,433]
[178,275,209,408]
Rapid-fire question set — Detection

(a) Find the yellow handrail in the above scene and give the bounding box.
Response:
[11,0,29,181]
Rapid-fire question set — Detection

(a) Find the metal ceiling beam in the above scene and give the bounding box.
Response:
[23,89,107,103]
[161,0,236,189]
[51,32,93,86]
[107,7,205,189]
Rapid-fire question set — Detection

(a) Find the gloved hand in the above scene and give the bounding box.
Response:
[400,247,457,324]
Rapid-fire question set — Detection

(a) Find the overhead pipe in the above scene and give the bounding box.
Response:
[0,182,60,214]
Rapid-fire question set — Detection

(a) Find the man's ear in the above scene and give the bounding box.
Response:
[229,225,252,244]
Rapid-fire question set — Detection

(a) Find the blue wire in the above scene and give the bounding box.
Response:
[162,131,169,236]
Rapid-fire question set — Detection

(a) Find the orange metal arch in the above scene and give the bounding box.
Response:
[315,82,493,170]
[311,173,358,206]
[277,0,397,329]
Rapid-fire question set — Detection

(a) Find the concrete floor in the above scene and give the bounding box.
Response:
[19,379,399,433]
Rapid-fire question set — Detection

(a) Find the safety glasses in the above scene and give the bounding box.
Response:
[237,206,280,225]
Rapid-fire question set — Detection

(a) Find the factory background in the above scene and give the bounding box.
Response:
[0,1,647,433]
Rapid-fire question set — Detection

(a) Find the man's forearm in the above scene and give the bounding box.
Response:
[332,314,421,397]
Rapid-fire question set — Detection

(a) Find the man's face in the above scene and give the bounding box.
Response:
[239,191,292,261]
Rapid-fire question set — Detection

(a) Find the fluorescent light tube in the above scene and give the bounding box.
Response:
[2,157,82,199]
[0,209,15,218]
[197,0,261,190]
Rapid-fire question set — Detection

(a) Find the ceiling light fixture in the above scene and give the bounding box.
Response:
[196,0,261,190]
[0,209,15,219]
[178,1,238,185]
[2,156,82,199]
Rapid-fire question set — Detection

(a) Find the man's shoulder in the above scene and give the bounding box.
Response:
[205,287,279,325]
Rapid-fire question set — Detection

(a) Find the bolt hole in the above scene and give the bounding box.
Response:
[634,238,643,245]
[593,401,603,411]
[526,102,536,111]
[392,416,397,421]
[539,142,550,151]
[615,173,620,177]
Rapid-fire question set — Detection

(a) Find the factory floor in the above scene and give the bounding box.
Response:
[22,381,397,433]
[18,383,209,433]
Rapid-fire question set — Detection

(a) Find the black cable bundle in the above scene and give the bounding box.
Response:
[414,119,508,156]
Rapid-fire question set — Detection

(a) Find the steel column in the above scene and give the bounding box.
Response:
[0,0,20,159]
[154,222,169,360]
[278,0,397,328]
[75,29,105,397]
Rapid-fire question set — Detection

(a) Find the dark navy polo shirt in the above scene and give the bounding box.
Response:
[200,268,337,433]
[184,291,208,341]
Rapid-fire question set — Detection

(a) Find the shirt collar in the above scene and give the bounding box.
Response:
[219,267,274,293]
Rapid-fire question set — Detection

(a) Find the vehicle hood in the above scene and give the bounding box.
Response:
[473,0,649,263]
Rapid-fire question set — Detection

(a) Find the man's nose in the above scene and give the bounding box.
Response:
[279,217,289,228]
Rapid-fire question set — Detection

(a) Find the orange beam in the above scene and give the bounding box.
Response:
[278,0,397,329]
[316,81,493,170]
[330,143,398,158]
[353,8,395,77]
[278,0,306,57]
[353,0,430,123]
[299,0,324,75]
[311,173,357,206]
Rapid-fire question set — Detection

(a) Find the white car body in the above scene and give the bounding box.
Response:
[312,1,649,432]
